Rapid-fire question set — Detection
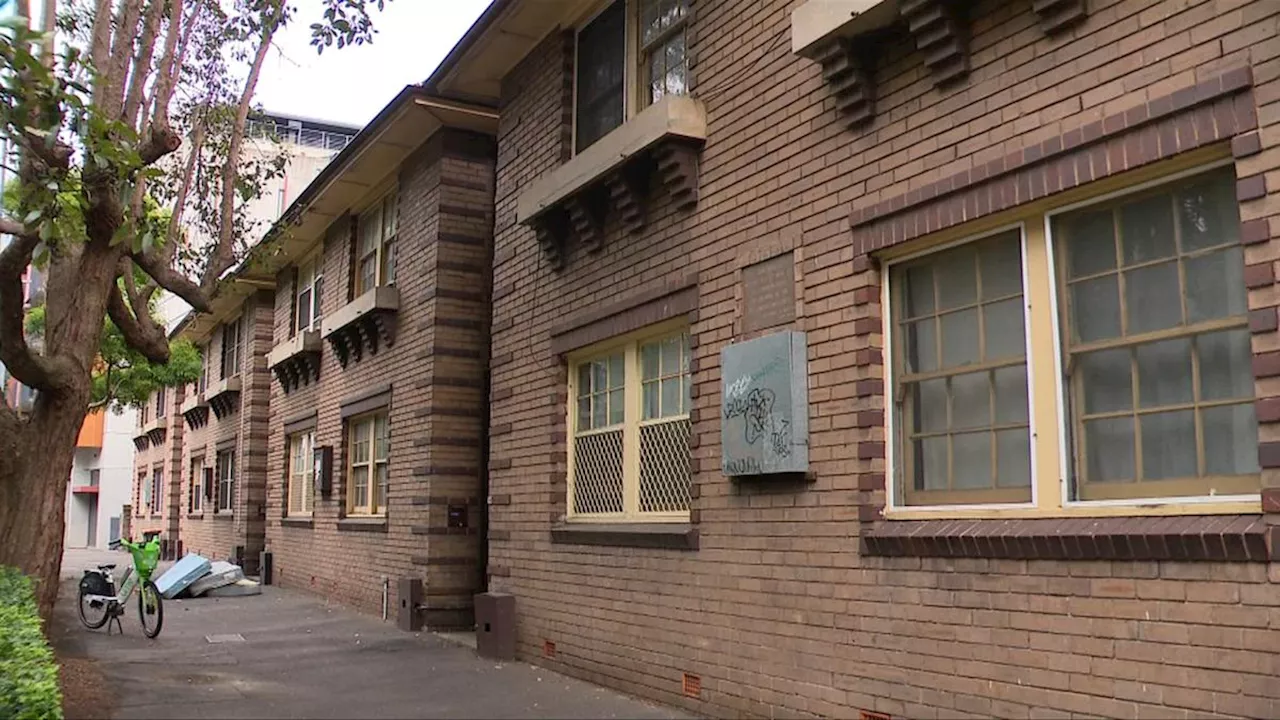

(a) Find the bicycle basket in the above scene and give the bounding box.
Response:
[131,540,161,577]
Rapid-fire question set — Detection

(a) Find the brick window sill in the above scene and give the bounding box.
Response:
[862,515,1271,562]
[281,517,314,529]
[551,523,698,550]
[186,513,204,520]
[337,517,387,533]
[213,512,234,521]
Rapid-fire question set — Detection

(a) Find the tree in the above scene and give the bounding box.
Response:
[0,0,387,618]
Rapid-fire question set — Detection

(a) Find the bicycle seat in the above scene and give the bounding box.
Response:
[97,563,116,571]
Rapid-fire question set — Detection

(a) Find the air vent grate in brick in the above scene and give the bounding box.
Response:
[1032,0,1087,34]
[860,711,891,720]
[682,673,701,698]
[818,38,875,128]
[543,639,556,658]
[899,0,969,87]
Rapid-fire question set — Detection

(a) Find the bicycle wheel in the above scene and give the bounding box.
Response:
[137,580,164,638]
[77,580,109,630]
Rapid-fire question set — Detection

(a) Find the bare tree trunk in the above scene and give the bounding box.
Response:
[0,388,90,619]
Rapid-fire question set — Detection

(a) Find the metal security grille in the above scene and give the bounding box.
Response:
[639,418,690,513]
[572,429,624,514]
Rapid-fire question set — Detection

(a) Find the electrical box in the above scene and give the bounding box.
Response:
[720,330,810,476]
[313,445,333,498]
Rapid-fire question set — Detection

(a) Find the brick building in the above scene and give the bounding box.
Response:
[129,384,185,555]
[415,0,1280,717]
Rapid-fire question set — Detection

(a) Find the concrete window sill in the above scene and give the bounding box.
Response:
[337,517,388,533]
[186,513,204,520]
[213,512,234,521]
[281,517,314,529]
[550,523,698,550]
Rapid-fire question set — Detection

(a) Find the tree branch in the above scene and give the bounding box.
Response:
[130,248,210,313]
[0,217,34,238]
[103,0,144,119]
[106,283,169,365]
[122,0,165,129]
[0,234,73,391]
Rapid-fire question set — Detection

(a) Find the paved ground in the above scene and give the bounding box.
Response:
[54,549,690,720]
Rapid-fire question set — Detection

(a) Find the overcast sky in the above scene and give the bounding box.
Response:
[256,0,493,128]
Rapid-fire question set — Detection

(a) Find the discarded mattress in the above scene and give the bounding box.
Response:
[206,579,262,597]
[186,561,245,597]
[155,553,211,599]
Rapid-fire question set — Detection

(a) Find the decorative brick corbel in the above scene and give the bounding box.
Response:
[655,139,701,210]
[607,161,649,235]
[565,188,608,253]
[819,38,875,127]
[899,0,968,87]
[1032,0,1087,35]
[531,209,570,270]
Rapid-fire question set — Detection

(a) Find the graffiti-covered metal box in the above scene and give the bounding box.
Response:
[720,331,809,476]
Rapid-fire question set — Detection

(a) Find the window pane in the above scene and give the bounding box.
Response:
[950,372,990,430]
[573,428,625,513]
[609,388,625,425]
[297,288,312,330]
[1136,338,1193,409]
[592,361,607,393]
[374,463,388,510]
[382,194,398,238]
[980,238,1022,300]
[663,35,686,96]
[940,309,979,368]
[996,428,1031,487]
[905,320,937,373]
[952,432,992,489]
[1062,209,1117,278]
[1125,261,1182,334]
[1120,194,1176,265]
[983,298,1025,360]
[1202,403,1260,476]
[1198,329,1254,401]
[381,240,397,285]
[641,342,660,380]
[993,365,1029,424]
[577,364,593,397]
[912,436,948,491]
[577,396,591,429]
[1085,417,1135,482]
[1178,173,1239,251]
[911,379,947,433]
[374,415,389,461]
[660,378,681,417]
[1185,246,1246,323]
[640,0,661,43]
[1140,410,1197,480]
[643,382,659,421]
[1071,275,1121,342]
[904,265,934,317]
[1079,348,1132,414]
[648,50,664,104]
[353,466,369,510]
[608,353,625,388]
[639,418,691,513]
[359,256,376,294]
[360,207,381,255]
[575,0,626,153]
[936,250,977,309]
[661,335,681,375]
[592,393,607,428]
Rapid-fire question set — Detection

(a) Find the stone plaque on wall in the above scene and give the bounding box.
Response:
[720,331,809,476]
[741,252,796,333]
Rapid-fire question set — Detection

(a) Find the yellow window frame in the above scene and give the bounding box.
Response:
[287,430,315,517]
[346,410,389,516]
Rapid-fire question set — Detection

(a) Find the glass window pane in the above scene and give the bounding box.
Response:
[608,353,625,388]
[937,251,977,310]
[374,464,388,510]
[592,361,608,393]
[648,50,664,104]
[905,320,937,373]
[642,382,659,421]
[360,207,381,255]
[660,378,681,417]
[1178,174,1239,252]
[940,309,980,368]
[1062,209,1117,278]
[574,0,626,153]
[1140,410,1197,480]
[382,194,398,237]
[950,372,991,430]
[912,437,948,491]
[1199,329,1254,401]
[1079,348,1132,414]
[994,365,1029,424]
[980,237,1022,300]
[1202,403,1260,476]
[911,379,947,434]
[609,389,624,425]
[661,336,681,375]
[381,240,397,285]
[952,432,992,489]
[996,428,1031,488]
[1135,338,1193,409]
[664,35,686,96]
[983,298,1025,360]
[681,374,690,413]
[591,393,607,428]
[1120,193,1176,265]
[904,265,934,317]
[1071,275,1121,342]
[641,342,660,380]
[641,0,660,43]
[1186,246,1246,323]
[1085,417,1135,482]
[577,364,592,397]
[1124,261,1182,334]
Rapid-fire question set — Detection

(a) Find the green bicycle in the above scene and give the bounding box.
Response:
[77,535,164,638]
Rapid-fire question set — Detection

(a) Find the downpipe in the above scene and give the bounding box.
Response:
[381,575,389,621]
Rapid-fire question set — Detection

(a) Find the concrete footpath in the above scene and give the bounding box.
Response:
[53,549,690,719]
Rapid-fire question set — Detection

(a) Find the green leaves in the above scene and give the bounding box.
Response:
[0,567,63,720]
[310,0,388,54]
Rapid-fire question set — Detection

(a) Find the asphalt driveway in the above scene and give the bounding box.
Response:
[53,549,689,720]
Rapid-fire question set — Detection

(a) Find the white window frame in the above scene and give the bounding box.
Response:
[354,193,398,296]
[216,448,235,514]
[346,411,389,516]
[882,159,1261,517]
[190,456,204,514]
[221,315,243,380]
[151,468,164,515]
[295,253,324,333]
[566,320,692,522]
[287,430,316,517]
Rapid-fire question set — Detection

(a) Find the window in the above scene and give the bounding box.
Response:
[885,166,1259,513]
[288,431,315,516]
[140,471,151,512]
[573,0,690,154]
[216,448,235,513]
[295,256,324,332]
[150,469,163,514]
[347,412,389,515]
[890,232,1031,506]
[220,315,243,380]
[1054,169,1257,501]
[568,326,691,520]
[155,389,166,419]
[355,194,398,296]
[198,348,208,395]
[140,403,149,426]
[190,457,204,514]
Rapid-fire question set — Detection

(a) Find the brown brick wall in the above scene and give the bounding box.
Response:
[261,129,496,624]
[486,0,1280,717]
[130,384,185,552]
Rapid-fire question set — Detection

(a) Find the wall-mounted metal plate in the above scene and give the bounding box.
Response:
[720,331,810,476]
